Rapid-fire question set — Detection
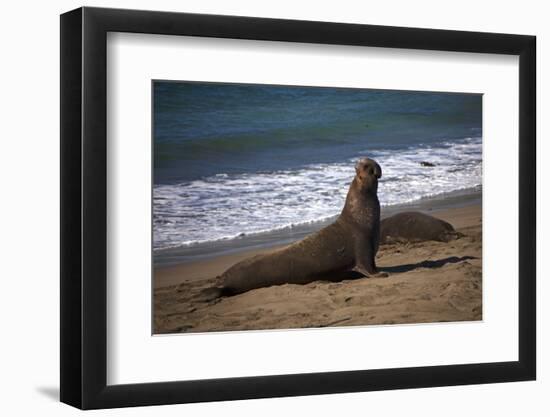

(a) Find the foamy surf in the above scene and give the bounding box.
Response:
[153,136,481,251]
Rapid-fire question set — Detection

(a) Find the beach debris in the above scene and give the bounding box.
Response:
[322,317,352,327]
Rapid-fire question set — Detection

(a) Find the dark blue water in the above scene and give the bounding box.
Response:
[154,82,481,185]
[153,81,482,252]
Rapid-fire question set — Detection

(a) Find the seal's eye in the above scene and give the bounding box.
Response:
[368,167,374,175]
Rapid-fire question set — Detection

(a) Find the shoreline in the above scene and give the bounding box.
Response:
[154,186,481,269]
[154,188,481,289]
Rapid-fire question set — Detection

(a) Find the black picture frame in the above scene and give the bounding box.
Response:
[60,6,536,410]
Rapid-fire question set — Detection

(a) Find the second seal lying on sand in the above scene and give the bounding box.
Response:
[203,157,387,297]
[380,211,462,244]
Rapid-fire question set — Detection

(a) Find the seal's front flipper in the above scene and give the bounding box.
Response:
[353,265,389,278]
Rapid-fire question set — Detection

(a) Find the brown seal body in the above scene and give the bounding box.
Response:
[213,158,386,296]
[380,211,461,244]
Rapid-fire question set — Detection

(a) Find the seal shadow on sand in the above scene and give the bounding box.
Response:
[318,255,478,282]
[380,255,478,274]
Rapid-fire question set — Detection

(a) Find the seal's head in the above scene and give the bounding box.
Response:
[355,157,382,192]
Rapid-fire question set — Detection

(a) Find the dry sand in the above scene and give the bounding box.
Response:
[154,204,482,334]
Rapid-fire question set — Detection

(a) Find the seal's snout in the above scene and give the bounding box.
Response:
[372,163,382,179]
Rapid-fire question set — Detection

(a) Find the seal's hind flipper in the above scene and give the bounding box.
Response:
[196,285,239,301]
[196,287,225,302]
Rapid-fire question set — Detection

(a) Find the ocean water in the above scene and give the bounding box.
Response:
[153,81,482,259]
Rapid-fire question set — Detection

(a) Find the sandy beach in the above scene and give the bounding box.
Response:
[154,199,482,334]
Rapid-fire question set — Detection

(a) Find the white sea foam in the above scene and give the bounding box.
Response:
[153,137,481,250]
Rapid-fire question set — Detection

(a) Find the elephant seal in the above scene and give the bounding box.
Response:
[203,157,387,298]
[380,211,461,244]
